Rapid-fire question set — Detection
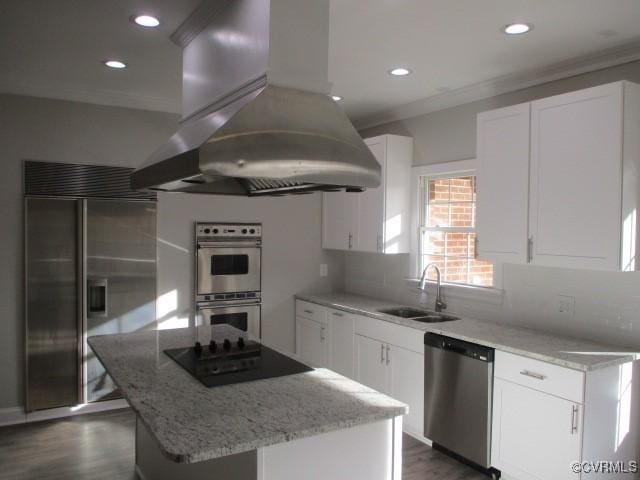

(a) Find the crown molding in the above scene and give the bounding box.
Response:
[0,79,181,114]
[354,39,640,130]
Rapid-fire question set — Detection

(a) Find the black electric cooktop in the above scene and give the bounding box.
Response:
[164,338,312,388]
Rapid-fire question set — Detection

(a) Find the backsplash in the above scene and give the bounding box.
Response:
[343,252,640,349]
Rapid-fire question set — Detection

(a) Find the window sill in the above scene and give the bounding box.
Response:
[404,278,504,306]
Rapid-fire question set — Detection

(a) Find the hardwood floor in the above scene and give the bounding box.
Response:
[0,409,487,479]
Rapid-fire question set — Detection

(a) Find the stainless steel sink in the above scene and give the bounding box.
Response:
[377,307,430,318]
[411,313,459,323]
[377,307,458,323]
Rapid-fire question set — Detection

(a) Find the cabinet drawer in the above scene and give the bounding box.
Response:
[295,300,326,324]
[494,350,584,403]
[354,315,423,354]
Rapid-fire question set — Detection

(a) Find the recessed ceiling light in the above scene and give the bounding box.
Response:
[133,15,160,27]
[503,23,532,35]
[103,60,127,69]
[331,95,343,101]
[388,67,412,77]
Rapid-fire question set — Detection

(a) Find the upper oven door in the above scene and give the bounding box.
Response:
[197,246,261,295]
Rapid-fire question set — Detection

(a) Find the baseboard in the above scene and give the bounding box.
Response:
[0,398,129,427]
[403,427,432,446]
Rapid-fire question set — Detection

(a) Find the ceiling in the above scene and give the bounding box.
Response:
[1,0,640,124]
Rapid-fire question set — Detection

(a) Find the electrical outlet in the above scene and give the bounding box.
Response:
[319,264,328,277]
[557,295,575,316]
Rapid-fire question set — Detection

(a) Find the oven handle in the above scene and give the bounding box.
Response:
[197,241,261,248]
[197,302,262,310]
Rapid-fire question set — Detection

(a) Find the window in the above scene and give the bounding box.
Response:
[418,174,494,287]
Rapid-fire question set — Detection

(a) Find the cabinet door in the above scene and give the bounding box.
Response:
[492,378,582,480]
[328,309,355,378]
[476,103,531,263]
[355,334,389,394]
[322,191,359,250]
[358,139,385,253]
[295,316,328,367]
[530,83,623,270]
[388,345,424,437]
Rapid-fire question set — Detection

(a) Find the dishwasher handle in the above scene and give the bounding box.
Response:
[424,333,494,362]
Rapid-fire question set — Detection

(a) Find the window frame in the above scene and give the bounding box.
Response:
[410,159,501,290]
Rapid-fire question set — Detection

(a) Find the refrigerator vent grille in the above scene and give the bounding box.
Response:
[24,160,157,200]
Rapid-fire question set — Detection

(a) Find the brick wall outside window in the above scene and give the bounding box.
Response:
[420,175,494,287]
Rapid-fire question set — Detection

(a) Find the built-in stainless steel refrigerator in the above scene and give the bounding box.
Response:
[25,196,157,411]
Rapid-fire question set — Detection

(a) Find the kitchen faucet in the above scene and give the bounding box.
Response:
[419,263,447,312]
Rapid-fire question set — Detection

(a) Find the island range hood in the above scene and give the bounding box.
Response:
[131,0,381,196]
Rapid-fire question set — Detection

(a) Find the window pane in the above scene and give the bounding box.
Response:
[428,203,450,227]
[449,202,475,227]
[445,256,469,284]
[445,232,470,258]
[428,178,450,203]
[449,176,475,202]
[469,259,494,287]
[423,231,445,255]
[421,255,445,280]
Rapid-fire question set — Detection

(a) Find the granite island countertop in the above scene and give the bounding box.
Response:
[88,324,407,464]
[296,292,640,372]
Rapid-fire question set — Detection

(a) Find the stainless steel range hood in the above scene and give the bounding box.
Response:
[132,0,380,196]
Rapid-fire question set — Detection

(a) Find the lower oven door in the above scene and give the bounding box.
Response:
[197,303,261,340]
[197,246,261,298]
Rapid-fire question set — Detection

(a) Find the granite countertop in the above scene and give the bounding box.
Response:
[88,324,407,464]
[296,292,640,372]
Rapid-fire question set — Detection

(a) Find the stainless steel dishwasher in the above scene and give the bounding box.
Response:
[424,333,499,478]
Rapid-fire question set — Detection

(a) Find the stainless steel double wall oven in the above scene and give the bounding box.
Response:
[195,223,262,339]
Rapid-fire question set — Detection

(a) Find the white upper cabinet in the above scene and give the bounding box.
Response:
[476,81,640,271]
[322,135,413,254]
[476,102,531,263]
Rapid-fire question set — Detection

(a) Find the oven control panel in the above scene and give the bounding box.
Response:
[196,223,262,239]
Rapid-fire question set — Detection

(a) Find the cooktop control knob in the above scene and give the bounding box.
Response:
[209,340,217,353]
[194,342,203,358]
[249,228,255,234]
[242,228,248,234]
[204,228,210,234]
[223,339,231,351]
[213,228,219,234]
[237,337,245,349]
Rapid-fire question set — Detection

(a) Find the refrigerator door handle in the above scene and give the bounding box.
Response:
[87,278,108,318]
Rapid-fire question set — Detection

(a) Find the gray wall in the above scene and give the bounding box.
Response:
[350,59,640,349]
[0,94,342,410]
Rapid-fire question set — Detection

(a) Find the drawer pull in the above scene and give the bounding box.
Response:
[304,309,314,314]
[520,370,546,381]
[332,312,344,317]
[380,343,385,363]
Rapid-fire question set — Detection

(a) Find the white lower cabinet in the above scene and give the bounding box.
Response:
[354,333,424,438]
[491,377,581,480]
[355,334,389,394]
[327,308,355,378]
[295,316,329,367]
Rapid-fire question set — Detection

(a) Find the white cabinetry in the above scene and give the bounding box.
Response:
[354,316,424,438]
[492,350,637,480]
[476,81,640,271]
[476,102,530,263]
[295,316,329,367]
[327,308,355,378]
[322,135,413,253]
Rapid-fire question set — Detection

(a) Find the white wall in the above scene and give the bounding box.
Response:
[0,94,343,410]
[348,60,640,350]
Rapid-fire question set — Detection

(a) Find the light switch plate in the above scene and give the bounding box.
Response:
[320,264,328,277]
[557,295,575,316]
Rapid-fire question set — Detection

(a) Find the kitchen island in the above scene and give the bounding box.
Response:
[88,325,407,480]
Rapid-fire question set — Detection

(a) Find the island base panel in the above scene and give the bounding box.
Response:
[135,418,257,480]
[135,416,403,480]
